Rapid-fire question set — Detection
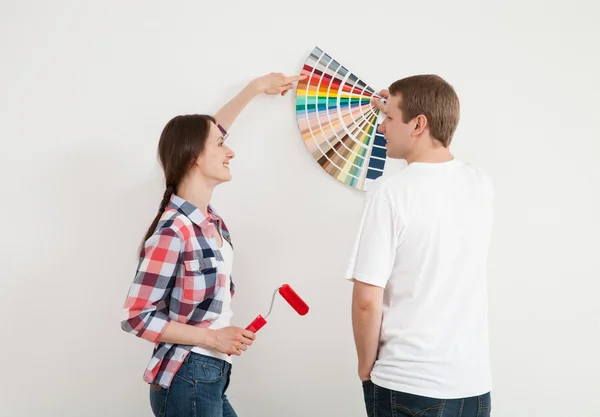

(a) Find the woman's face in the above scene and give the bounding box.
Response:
[195,122,235,185]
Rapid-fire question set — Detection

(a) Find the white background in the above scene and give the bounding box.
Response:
[1,1,599,416]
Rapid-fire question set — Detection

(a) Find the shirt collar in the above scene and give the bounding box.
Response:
[167,193,219,228]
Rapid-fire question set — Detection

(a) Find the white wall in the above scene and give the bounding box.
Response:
[1,1,599,416]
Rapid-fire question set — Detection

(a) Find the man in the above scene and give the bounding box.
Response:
[346,75,494,417]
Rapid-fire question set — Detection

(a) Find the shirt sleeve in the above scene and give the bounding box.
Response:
[121,227,181,343]
[345,190,401,288]
[217,123,229,139]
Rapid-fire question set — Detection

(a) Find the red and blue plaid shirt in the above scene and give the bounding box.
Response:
[121,193,234,388]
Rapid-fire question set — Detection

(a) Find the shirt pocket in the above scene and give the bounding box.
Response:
[182,257,218,302]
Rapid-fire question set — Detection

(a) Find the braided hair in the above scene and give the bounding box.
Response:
[140,114,216,248]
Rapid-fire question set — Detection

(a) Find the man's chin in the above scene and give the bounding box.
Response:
[386,150,401,159]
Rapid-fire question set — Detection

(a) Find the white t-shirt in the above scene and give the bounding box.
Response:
[192,237,234,363]
[345,159,494,399]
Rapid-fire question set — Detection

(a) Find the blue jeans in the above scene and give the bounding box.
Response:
[362,380,491,417]
[149,352,236,417]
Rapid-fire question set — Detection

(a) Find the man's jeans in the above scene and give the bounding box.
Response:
[362,380,491,417]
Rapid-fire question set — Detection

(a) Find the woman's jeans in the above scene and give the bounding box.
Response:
[149,352,236,417]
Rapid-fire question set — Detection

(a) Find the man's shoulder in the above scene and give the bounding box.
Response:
[459,161,494,196]
[461,160,492,178]
[364,166,415,197]
[366,160,493,199]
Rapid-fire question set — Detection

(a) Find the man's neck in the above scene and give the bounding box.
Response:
[406,141,454,165]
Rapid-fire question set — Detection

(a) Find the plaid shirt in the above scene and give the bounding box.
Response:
[121,193,234,388]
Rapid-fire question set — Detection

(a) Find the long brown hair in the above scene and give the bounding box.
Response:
[141,114,215,246]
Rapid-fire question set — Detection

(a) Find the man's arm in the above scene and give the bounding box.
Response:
[345,189,400,382]
[214,73,305,131]
[352,280,384,381]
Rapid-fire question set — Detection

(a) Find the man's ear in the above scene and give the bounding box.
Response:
[414,114,428,135]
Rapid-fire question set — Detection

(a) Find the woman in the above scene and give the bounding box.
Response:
[121,72,305,417]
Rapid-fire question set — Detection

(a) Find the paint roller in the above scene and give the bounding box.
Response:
[245,284,309,333]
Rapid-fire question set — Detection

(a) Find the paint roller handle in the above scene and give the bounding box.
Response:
[245,314,267,333]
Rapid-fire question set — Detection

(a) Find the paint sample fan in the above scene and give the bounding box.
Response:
[296,46,387,191]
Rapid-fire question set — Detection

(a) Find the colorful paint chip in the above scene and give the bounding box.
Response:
[296,46,387,191]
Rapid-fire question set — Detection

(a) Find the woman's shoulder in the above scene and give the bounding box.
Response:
[152,208,195,241]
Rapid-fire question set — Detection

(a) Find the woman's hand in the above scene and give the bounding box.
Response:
[249,72,307,96]
[214,72,307,131]
[211,326,256,356]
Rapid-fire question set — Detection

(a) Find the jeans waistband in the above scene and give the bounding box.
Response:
[185,351,231,371]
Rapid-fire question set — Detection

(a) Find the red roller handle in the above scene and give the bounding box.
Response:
[228,315,267,355]
[245,314,267,333]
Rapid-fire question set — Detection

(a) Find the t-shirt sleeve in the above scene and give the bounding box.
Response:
[345,190,401,288]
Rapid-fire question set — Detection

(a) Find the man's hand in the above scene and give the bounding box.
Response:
[371,89,389,112]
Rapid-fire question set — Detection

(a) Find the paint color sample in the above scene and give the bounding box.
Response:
[296,46,387,191]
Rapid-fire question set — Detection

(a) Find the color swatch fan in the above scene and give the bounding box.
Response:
[296,46,387,191]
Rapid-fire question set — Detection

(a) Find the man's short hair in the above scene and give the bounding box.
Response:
[389,75,460,147]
